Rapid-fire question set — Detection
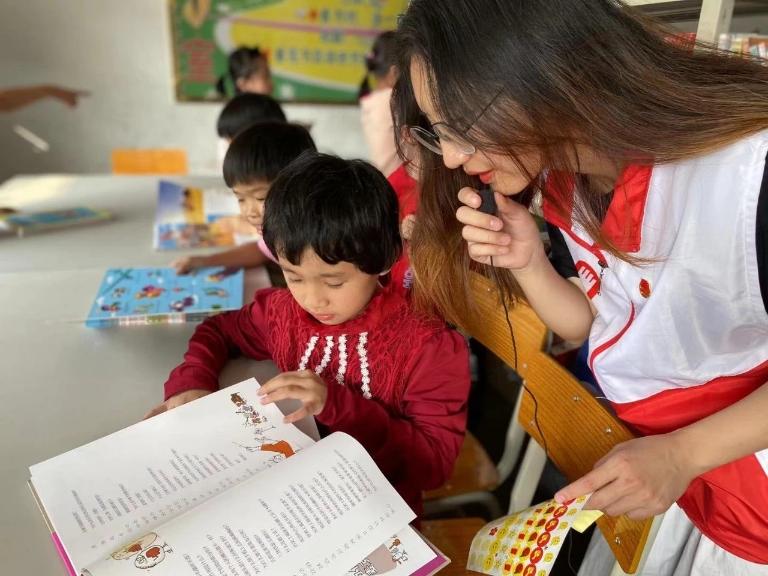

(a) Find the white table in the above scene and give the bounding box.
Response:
[0,174,237,273]
[0,175,275,575]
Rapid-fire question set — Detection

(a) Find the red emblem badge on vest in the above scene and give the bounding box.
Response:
[639,279,651,298]
[575,260,601,299]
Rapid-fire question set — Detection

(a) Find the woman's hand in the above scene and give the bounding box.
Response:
[258,370,328,424]
[555,433,700,520]
[456,187,544,271]
[143,389,212,420]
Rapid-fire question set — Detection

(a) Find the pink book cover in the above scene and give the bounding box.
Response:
[29,481,78,576]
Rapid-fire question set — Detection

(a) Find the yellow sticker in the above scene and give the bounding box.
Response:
[572,509,604,533]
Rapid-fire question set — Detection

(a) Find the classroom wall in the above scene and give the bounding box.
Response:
[2,3,768,185]
[0,0,368,183]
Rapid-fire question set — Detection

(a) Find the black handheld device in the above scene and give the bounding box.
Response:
[477,186,497,215]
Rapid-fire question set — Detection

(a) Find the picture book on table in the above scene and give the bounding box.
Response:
[0,207,112,237]
[85,266,243,328]
[28,377,450,576]
[153,180,257,250]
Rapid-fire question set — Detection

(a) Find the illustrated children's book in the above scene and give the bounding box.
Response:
[154,180,256,250]
[0,207,112,237]
[85,267,243,328]
[28,378,449,576]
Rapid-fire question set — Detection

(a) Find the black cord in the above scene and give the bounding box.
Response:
[489,256,549,458]
[489,256,581,576]
[565,530,579,576]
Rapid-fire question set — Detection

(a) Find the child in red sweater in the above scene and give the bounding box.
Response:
[151,153,471,516]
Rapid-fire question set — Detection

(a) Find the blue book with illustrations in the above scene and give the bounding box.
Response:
[85,267,244,328]
[1,207,111,237]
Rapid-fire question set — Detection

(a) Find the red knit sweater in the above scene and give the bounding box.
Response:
[164,286,471,516]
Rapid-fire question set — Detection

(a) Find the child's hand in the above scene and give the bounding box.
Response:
[456,187,545,272]
[400,214,417,241]
[258,370,328,424]
[143,389,212,420]
[172,256,206,275]
[554,433,699,520]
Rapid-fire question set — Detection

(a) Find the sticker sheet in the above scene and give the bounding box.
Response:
[467,496,590,576]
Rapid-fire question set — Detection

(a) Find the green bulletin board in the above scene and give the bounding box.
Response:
[169,0,407,103]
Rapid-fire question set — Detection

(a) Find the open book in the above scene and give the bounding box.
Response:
[28,378,449,576]
[154,180,257,250]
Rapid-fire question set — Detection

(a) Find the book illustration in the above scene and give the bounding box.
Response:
[345,529,448,576]
[388,537,408,565]
[230,392,297,463]
[467,495,590,576]
[109,532,173,570]
[206,266,240,282]
[86,267,243,328]
[154,180,256,250]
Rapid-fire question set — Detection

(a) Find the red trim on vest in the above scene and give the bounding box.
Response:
[602,165,653,252]
[588,303,635,372]
[542,165,653,253]
[612,360,768,563]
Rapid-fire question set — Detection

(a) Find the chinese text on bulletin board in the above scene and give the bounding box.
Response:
[169,0,408,103]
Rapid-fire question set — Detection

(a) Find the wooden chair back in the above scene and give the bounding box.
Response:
[452,273,653,573]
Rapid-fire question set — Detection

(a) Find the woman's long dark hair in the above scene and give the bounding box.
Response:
[392,0,768,320]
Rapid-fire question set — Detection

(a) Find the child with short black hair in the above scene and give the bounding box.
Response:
[216,93,286,142]
[153,153,471,515]
[173,121,316,274]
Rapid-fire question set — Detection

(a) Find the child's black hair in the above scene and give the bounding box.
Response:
[263,153,402,275]
[215,46,268,97]
[223,122,316,187]
[216,93,286,140]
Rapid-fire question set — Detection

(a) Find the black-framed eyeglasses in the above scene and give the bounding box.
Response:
[406,87,503,157]
[407,123,476,156]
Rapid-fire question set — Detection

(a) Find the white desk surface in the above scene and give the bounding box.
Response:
[0,174,235,273]
[0,175,276,575]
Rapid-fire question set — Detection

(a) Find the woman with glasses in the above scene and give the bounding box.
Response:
[392,0,768,574]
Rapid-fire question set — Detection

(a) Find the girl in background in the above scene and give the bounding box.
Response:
[216,46,273,98]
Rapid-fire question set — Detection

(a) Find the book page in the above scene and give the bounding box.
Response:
[82,432,415,576]
[30,378,316,571]
[202,186,240,222]
[345,527,448,576]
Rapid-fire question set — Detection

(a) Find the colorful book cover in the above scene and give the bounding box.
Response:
[154,180,251,250]
[85,267,244,328]
[2,207,111,237]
